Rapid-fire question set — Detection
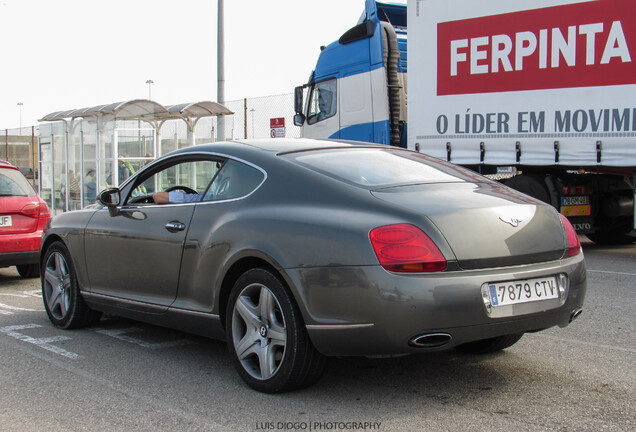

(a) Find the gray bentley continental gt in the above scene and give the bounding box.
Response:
[40,139,586,393]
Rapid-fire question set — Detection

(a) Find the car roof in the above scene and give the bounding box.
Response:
[0,160,19,170]
[173,138,386,158]
[232,138,362,153]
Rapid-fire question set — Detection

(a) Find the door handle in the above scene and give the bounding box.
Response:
[165,221,186,232]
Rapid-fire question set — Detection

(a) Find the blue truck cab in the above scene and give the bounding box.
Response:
[294,0,408,147]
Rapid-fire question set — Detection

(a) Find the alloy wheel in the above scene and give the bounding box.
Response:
[43,251,72,320]
[231,283,287,380]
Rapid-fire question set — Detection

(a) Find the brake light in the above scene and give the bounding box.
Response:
[20,203,50,219]
[559,214,581,257]
[20,203,41,218]
[38,203,51,219]
[369,224,447,272]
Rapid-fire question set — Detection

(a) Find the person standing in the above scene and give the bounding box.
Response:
[118,159,131,184]
[84,169,96,202]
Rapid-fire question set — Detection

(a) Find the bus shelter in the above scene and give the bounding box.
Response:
[38,99,232,214]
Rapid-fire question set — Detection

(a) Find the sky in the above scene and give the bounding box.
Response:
[0,0,366,129]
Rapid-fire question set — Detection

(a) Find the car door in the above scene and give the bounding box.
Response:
[83,156,221,310]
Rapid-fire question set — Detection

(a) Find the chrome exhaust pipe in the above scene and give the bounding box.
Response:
[409,333,452,348]
[569,307,583,323]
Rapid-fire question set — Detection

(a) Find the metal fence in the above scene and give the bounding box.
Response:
[0,92,300,188]
[1,127,38,186]
[223,93,300,140]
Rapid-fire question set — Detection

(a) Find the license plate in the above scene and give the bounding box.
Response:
[561,196,589,205]
[0,215,12,227]
[486,276,559,307]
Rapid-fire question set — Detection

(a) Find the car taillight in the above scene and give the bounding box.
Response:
[369,224,447,272]
[559,214,581,257]
[38,203,51,219]
[20,203,41,218]
[20,203,50,219]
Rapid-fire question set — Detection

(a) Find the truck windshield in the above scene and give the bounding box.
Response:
[307,79,337,125]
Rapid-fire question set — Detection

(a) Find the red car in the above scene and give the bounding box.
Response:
[0,160,50,278]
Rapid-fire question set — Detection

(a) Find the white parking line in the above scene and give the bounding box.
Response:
[0,302,42,312]
[588,269,636,277]
[535,334,636,354]
[0,324,80,359]
[94,327,196,350]
[0,289,42,299]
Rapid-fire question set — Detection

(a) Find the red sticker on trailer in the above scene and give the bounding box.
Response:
[437,0,636,95]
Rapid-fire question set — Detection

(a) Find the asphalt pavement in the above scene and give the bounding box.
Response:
[0,238,634,432]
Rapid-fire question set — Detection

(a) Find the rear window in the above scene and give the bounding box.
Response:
[0,168,36,197]
[285,148,477,188]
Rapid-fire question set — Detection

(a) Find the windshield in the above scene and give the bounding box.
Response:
[0,168,36,197]
[286,148,483,188]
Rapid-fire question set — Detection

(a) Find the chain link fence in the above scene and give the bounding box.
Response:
[223,93,301,140]
[174,93,300,142]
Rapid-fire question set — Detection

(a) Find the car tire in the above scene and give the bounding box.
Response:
[226,267,326,393]
[16,263,40,278]
[455,334,523,354]
[41,241,102,329]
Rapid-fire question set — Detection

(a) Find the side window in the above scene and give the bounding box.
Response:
[126,159,221,204]
[203,159,264,202]
[307,79,337,125]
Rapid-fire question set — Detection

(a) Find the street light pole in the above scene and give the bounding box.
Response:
[17,102,23,133]
[145,79,154,99]
[250,108,255,138]
[217,0,225,141]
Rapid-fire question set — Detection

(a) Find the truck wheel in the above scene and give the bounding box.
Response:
[503,174,550,204]
[226,267,326,393]
[455,334,523,354]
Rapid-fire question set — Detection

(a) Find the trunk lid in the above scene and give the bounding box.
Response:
[371,182,567,269]
[0,197,42,235]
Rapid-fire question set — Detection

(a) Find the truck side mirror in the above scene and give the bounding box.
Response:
[294,114,306,127]
[294,86,304,115]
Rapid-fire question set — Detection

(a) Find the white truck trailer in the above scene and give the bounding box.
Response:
[294,0,636,244]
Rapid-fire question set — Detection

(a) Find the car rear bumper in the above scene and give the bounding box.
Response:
[0,250,39,267]
[286,254,587,356]
[0,231,42,267]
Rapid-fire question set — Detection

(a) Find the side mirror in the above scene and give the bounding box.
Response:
[294,86,304,115]
[294,114,306,127]
[98,188,120,206]
[97,188,121,216]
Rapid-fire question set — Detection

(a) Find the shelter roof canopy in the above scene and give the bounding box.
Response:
[39,99,233,123]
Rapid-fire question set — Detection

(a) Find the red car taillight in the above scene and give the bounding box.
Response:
[559,214,581,257]
[369,224,447,272]
[20,203,41,218]
[20,203,50,219]
[38,203,51,219]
